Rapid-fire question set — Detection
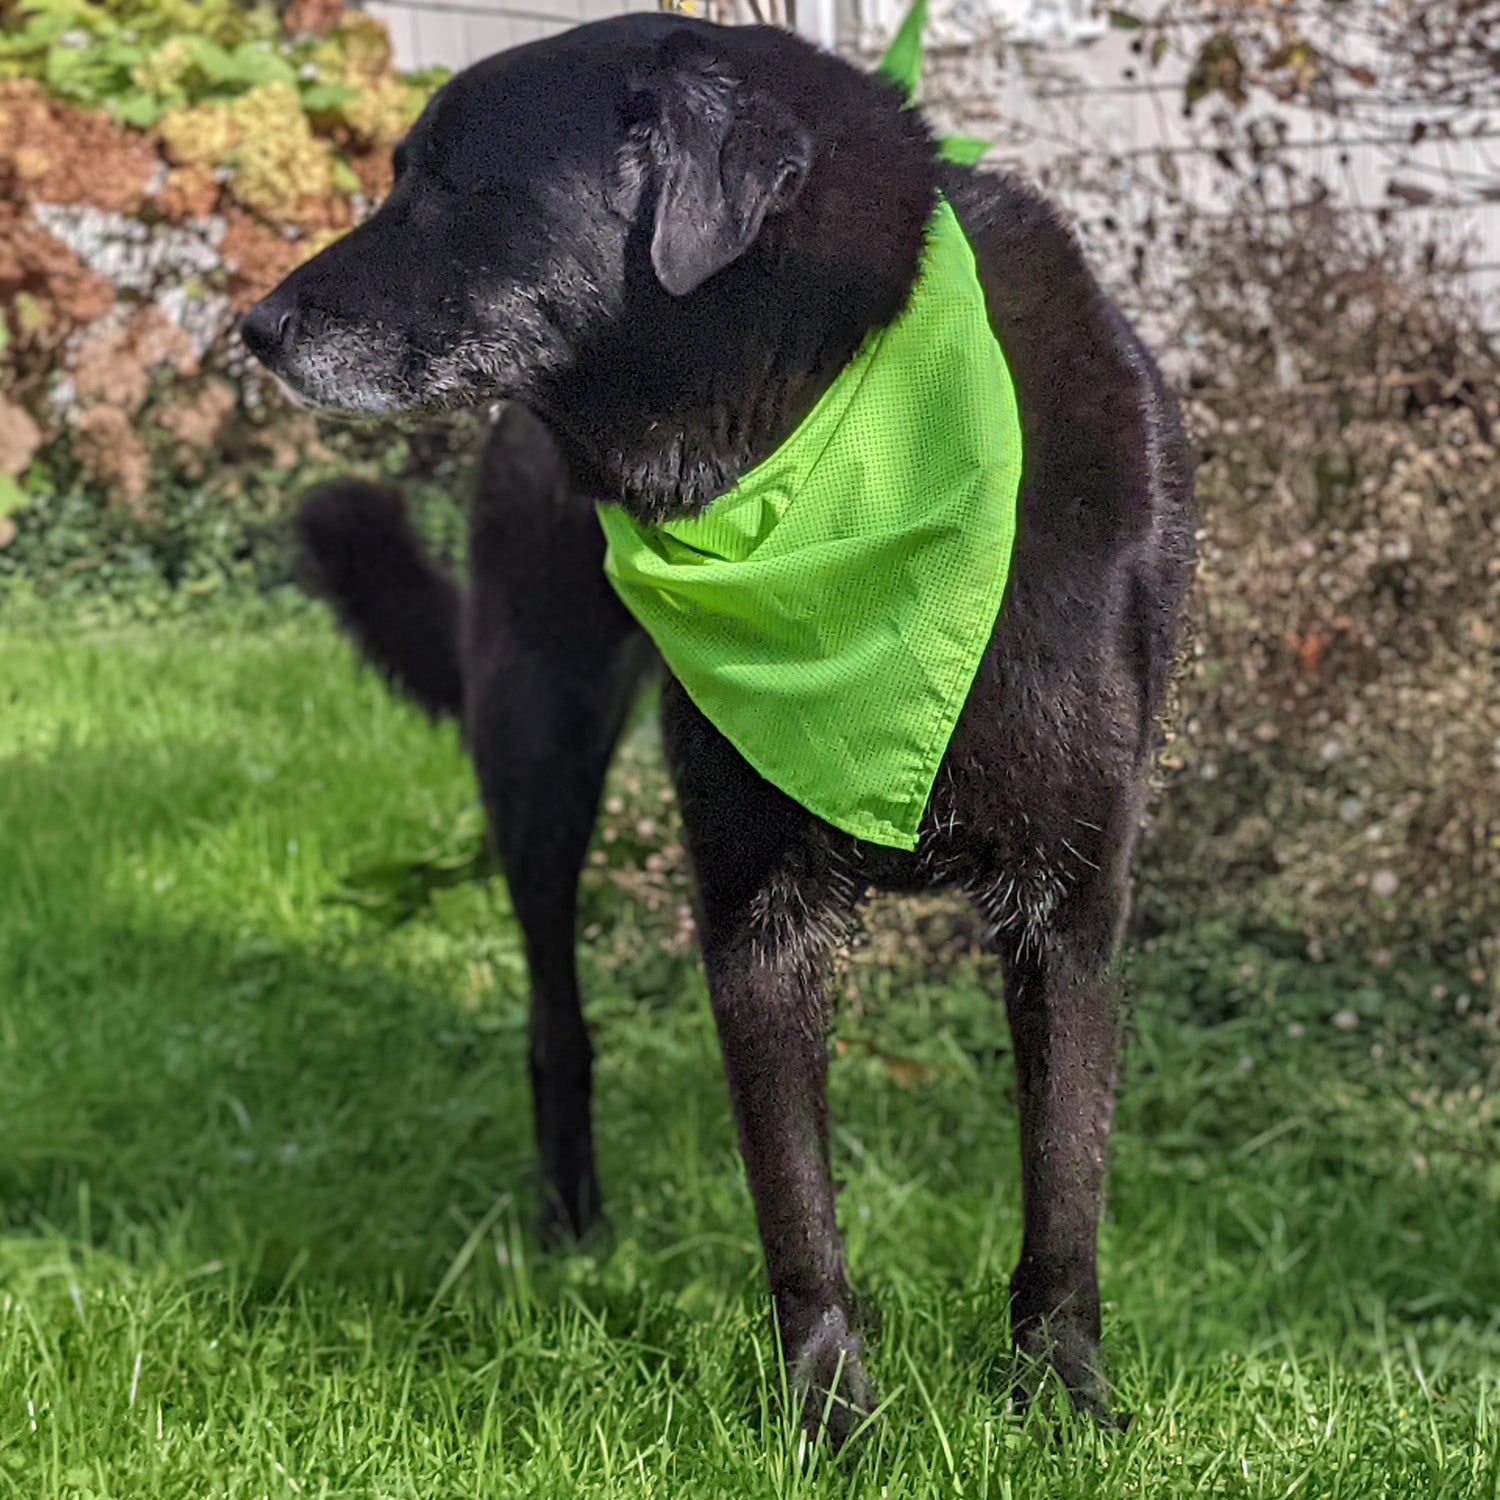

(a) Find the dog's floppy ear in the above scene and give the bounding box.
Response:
[645,42,813,297]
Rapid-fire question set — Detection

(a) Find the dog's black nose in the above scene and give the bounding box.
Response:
[239,293,299,367]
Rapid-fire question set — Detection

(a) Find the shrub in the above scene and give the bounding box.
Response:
[0,0,465,613]
[1133,200,1498,993]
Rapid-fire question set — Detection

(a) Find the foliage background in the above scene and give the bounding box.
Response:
[0,0,473,612]
[0,0,1495,1000]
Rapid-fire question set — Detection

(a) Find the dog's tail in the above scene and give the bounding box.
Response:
[296,481,465,722]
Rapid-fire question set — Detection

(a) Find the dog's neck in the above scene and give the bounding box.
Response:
[539,100,939,522]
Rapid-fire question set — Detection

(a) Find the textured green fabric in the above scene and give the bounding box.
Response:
[597,199,1022,849]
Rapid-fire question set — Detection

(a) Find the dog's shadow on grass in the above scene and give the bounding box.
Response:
[0,736,746,1308]
[0,902,752,1296]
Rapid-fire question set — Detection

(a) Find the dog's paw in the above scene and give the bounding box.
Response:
[537,1167,605,1251]
[1011,1320,1128,1431]
[789,1308,876,1449]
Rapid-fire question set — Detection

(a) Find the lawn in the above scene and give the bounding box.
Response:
[1,611,1496,1499]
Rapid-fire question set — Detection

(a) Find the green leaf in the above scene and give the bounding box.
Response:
[0,31,49,63]
[43,44,83,89]
[330,155,361,194]
[403,65,453,91]
[0,473,26,521]
[112,92,164,127]
[186,36,297,88]
[938,133,989,166]
[299,81,358,112]
[332,807,494,926]
[877,0,928,101]
[222,40,297,88]
[8,10,82,50]
[182,37,235,80]
[1108,8,1144,27]
[200,39,276,85]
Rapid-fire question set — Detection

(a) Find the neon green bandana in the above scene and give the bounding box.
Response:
[596,5,1021,850]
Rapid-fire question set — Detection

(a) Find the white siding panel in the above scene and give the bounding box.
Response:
[367,0,656,71]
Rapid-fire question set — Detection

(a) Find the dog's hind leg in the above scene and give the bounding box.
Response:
[298,409,653,1243]
[467,625,652,1245]
[464,408,653,1245]
[970,791,1139,1425]
[662,683,872,1447]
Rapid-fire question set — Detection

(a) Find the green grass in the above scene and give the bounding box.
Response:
[1,613,1496,1498]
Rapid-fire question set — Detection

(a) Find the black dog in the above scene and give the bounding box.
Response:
[243,14,1196,1444]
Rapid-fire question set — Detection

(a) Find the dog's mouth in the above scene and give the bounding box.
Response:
[258,367,313,411]
[238,286,563,423]
[243,330,448,421]
[259,366,406,422]
[280,376,404,420]
[254,355,505,441]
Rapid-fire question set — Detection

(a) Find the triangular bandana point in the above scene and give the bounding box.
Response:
[598,201,1022,850]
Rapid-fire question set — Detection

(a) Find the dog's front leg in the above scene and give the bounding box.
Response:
[702,898,873,1446]
[664,686,872,1446]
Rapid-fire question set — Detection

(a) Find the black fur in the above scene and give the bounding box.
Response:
[251,15,1197,1447]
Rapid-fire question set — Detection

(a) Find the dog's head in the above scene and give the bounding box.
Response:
[240,16,925,422]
